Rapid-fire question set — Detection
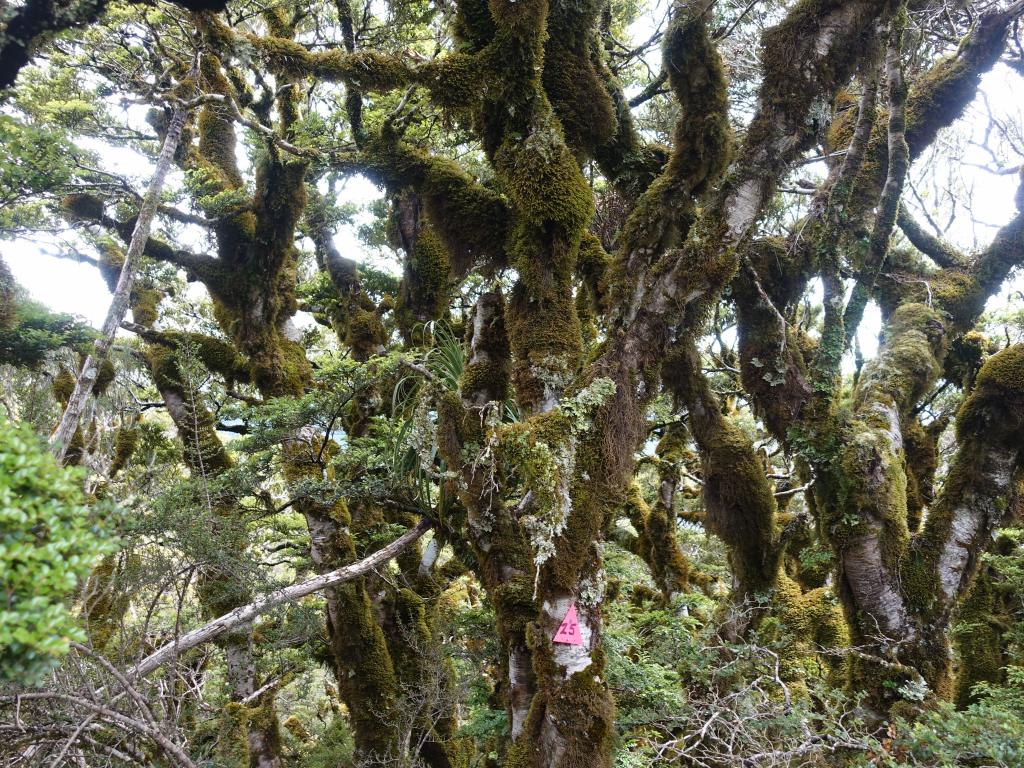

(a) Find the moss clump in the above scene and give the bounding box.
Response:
[774,574,850,686]
[314,49,413,92]
[955,343,1024,448]
[494,112,594,239]
[506,280,582,409]
[903,417,944,534]
[282,715,310,741]
[854,303,946,414]
[420,52,484,111]
[131,287,162,327]
[953,571,1004,708]
[452,0,495,51]
[540,0,615,155]
[396,222,450,335]
[81,554,131,651]
[216,702,251,768]
[109,426,138,475]
[326,581,402,759]
[666,341,779,596]
[461,303,511,408]
[144,345,232,475]
[52,367,75,405]
[701,419,781,594]
[154,331,251,385]
[343,300,386,362]
[361,134,509,275]
[944,331,987,388]
[904,10,1012,158]
[60,193,105,223]
[972,343,1024,395]
[93,357,115,395]
[492,576,538,643]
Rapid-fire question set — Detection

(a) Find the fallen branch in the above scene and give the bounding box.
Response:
[124,520,431,679]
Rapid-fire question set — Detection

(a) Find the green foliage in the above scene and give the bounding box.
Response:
[879,677,1024,767]
[0,418,115,685]
[0,115,75,231]
[0,295,93,368]
[293,716,355,768]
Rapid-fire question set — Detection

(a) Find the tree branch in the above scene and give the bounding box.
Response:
[123,520,431,679]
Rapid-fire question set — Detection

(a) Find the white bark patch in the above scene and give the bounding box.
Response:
[843,534,911,637]
[937,447,1016,604]
[282,317,302,342]
[509,647,532,738]
[543,596,594,676]
[814,6,860,57]
[725,179,763,239]
[418,535,440,576]
[224,635,256,700]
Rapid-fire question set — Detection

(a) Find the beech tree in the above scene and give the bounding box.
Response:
[2,0,1024,766]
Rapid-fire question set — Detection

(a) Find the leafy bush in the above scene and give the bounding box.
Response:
[0,418,114,685]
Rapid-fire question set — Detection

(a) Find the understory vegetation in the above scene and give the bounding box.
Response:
[2,0,1024,766]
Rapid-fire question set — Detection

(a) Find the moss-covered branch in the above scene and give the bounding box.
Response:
[60,193,227,290]
[244,30,485,109]
[356,131,509,276]
[918,345,1024,614]
[617,0,731,279]
[665,338,781,603]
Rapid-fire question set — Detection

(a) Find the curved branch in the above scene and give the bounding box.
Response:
[124,520,431,680]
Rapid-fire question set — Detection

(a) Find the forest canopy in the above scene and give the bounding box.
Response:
[2,0,1024,766]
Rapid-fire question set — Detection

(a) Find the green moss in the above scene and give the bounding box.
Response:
[973,343,1024,394]
[506,279,582,408]
[492,576,538,643]
[52,367,75,405]
[742,0,878,184]
[854,303,946,414]
[954,343,1024,451]
[904,416,947,534]
[131,287,162,327]
[144,344,232,475]
[196,55,244,189]
[328,582,402,759]
[282,715,310,742]
[396,222,450,335]
[216,702,251,768]
[60,193,105,223]
[93,357,115,395]
[541,0,615,155]
[420,52,485,111]
[453,0,495,51]
[701,418,781,594]
[494,112,593,240]
[944,331,987,388]
[904,10,1011,158]
[953,572,1004,708]
[314,49,413,91]
[344,303,386,362]
[361,134,508,275]
[774,574,849,686]
[81,554,130,651]
[109,426,138,476]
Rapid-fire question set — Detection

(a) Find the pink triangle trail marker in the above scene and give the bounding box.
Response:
[553,604,583,645]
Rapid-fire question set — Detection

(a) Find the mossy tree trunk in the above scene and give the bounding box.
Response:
[42,0,1024,759]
